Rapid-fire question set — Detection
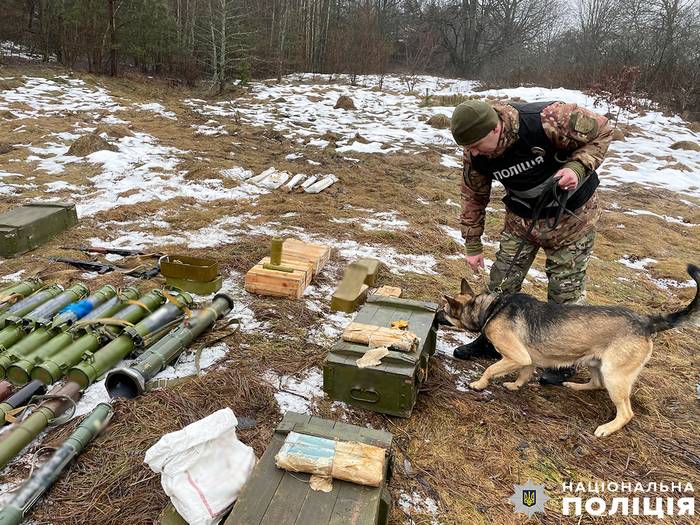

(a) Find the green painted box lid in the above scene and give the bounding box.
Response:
[327,296,438,376]
[323,296,438,417]
[0,202,78,258]
[225,412,393,525]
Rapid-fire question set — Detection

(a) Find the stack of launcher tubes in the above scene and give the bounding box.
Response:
[0,279,234,524]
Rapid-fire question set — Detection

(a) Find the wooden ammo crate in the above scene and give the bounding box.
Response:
[244,239,331,299]
[324,296,438,418]
[281,238,331,276]
[0,202,78,258]
[244,257,314,299]
[225,412,393,525]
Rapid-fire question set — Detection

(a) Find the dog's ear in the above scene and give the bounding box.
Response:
[460,278,475,296]
[442,295,463,313]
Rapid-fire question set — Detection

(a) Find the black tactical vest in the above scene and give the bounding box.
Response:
[471,101,599,219]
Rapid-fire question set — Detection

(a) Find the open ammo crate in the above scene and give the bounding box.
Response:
[323,296,439,418]
[225,412,393,525]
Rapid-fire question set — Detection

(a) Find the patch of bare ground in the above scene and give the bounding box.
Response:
[0,65,697,525]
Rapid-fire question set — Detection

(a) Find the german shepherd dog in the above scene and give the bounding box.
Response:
[442,264,700,437]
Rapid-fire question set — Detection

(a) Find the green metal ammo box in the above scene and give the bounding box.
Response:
[225,411,393,525]
[0,202,78,258]
[323,296,439,418]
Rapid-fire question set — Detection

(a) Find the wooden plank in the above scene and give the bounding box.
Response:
[260,257,314,285]
[224,433,288,525]
[372,286,401,298]
[283,238,331,275]
[328,481,381,525]
[364,303,395,328]
[306,415,337,432]
[226,415,314,524]
[261,472,312,525]
[281,412,313,427]
[295,478,341,525]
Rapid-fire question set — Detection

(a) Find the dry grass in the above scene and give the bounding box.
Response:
[0,64,698,524]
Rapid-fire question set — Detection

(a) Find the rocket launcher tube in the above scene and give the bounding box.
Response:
[20,283,89,329]
[106,293,234,399]
[5,289,142,387]
[0,285,64,329]
[0,402,113,525]
[66,292,193,390]
[0,286,64,355]
[0,282,21,295]
[50,285,117,330]
[0,382,81,471]
[0,380,47,425]
[0,328,56,379]
[77,286,140,324]
[0,284,90,375]
[30,290,165,386]
[0,280,44,311]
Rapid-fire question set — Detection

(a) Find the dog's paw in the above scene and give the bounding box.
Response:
[503,381,520,391]
[469,380,487,391]
[594,423,617,437]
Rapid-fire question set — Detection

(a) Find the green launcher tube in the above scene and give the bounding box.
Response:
[0,380,46,425]
[0,402,113,525]
[0,285,63,331]
[0,382,81,471]
[19,283,89,330]
[66,291,193,390]
[0,286,65,351]
[0,280,44,311]
[31,290,165,386]
[106,293,234,398]
[0,284,89,375]
[5,287,139,385]
[49,284,117,330]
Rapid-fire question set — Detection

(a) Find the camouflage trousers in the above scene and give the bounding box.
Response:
[488,229,596,304]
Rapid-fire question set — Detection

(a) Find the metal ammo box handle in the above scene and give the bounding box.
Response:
[350,387,380,403]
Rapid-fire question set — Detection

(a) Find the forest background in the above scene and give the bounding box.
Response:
[1,0,699,119]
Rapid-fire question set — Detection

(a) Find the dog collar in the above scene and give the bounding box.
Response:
[478,294,510,331]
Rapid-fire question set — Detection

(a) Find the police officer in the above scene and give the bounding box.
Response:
[450,99,612,385]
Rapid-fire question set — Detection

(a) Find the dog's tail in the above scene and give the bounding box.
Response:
[647,264,700,333]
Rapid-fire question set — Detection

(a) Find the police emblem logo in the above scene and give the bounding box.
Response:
[522,489,536,507]
[509,479,549,517]
[531,146,546,156]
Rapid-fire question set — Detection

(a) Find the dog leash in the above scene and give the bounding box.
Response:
[492,175,582,295]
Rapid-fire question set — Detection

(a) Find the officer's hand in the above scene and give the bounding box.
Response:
[554,168,579,192]
[465,254,484,272]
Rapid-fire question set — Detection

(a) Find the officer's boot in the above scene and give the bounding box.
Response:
[453,334,500,360]
[539,366,576,386]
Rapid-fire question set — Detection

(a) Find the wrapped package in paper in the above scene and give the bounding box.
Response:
[342,321,418,352]
[275,431,385,487]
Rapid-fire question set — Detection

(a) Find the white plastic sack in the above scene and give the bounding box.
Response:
[145,408,256,525]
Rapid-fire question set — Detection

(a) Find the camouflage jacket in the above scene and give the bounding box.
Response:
[460,101,612,255]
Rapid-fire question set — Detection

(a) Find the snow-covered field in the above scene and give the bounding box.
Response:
[0,65,698,523]
[1,69,698,427]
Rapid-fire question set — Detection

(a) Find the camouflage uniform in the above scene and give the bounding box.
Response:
[460,102,612,303]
